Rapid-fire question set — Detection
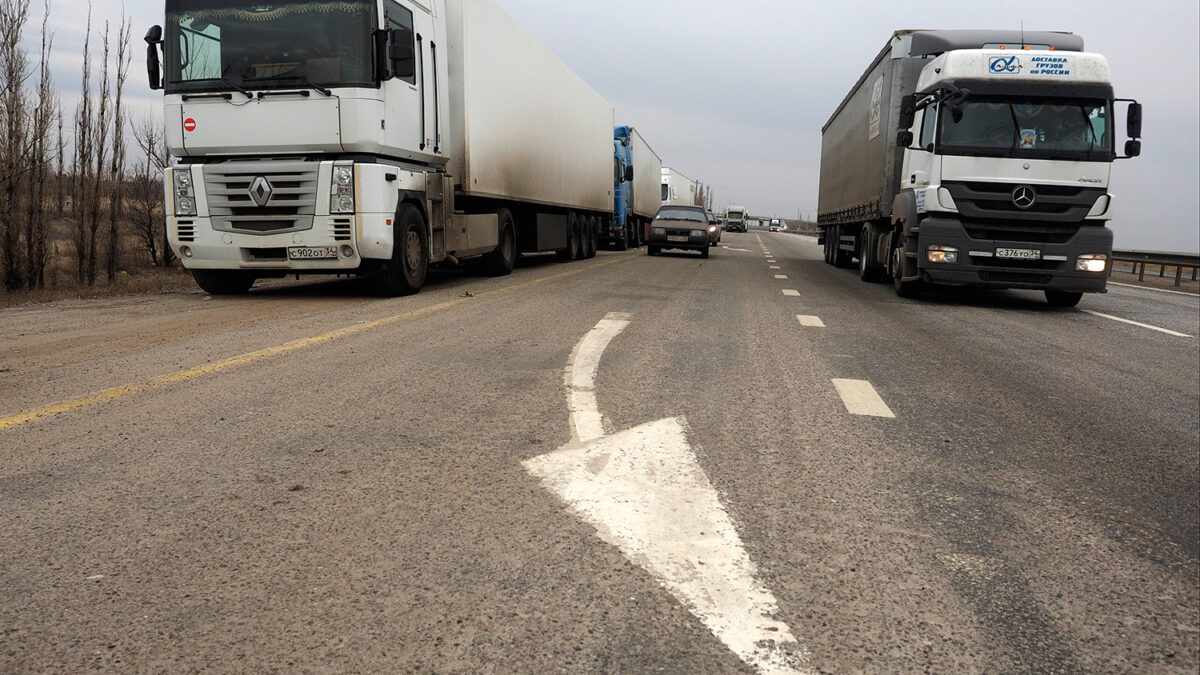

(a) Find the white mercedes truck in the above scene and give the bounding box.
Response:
[146,0,614,295]
[817,30,1142,306]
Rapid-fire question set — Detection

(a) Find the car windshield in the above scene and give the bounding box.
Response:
[164,0,376,93]
[656,208,706,222]
[936,97,1113,161]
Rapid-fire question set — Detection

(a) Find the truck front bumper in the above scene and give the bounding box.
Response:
[917,217,1113,293]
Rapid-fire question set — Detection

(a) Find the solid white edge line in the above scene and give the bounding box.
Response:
[1107,281,1200,298]
[1081,310,1193,338]
[796,315,825,328]
[831,379,896,418]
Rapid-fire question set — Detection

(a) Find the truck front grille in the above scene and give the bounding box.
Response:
[944,181,1104,224]
[203,160,318,235]
[961,218,1084,244]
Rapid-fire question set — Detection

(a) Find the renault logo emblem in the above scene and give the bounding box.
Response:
[1012,185,1037,210]
[248,176,273,207]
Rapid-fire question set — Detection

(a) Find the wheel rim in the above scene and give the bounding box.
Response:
[405,229,422,273]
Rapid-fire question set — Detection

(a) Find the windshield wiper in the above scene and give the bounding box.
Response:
[1077,106,1098,160]
[243,70,332,97]
[1006,103,1021,157]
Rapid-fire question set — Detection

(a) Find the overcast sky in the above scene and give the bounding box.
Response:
[25,0,1200,253]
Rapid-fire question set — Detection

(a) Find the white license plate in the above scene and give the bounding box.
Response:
[995,248,1042,260]
[288,246,339,260]
[667,235,689,242]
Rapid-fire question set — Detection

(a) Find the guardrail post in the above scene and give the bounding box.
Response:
[1192,267,1198,282]
[1175,266,1184,287]
[1138,262,1146,281]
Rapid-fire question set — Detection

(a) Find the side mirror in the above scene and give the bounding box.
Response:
[624,166,633,182]
[898,94,916,130]
[896,130,914,148]
[1127,102,1142,139]
[389,28,416,79]
[1124,140,1141,157]
[144,25,162,91]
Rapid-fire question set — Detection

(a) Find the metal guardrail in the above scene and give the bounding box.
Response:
[1111,249,1200,287]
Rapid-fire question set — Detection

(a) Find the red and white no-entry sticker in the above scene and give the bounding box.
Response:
[183,117,197,132]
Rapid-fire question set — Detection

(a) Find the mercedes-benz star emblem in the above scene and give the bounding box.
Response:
[1011,185,1037,210]
[248,176,273,207]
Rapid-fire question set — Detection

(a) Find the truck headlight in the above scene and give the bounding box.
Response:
[927,245,958,264]
[1077,254,1108,273]
[173,167,197,216]
[330,163,355,214]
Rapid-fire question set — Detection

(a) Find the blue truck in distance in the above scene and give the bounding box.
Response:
[609,126,663,250]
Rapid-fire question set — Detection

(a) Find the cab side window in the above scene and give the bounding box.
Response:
[385,0,416,85]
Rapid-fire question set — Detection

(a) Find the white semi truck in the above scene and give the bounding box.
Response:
[818,30,1142,306]
[725,205,747,232]
[660,167,697,206]
[146,0,614,295]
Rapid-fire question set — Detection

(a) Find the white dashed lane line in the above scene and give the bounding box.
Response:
[796,315,825,328]
[1081,310,1194,338]
[770,266,781,270]
[775,275,788,280]
[831,379,896,418]
[782,289,800,297]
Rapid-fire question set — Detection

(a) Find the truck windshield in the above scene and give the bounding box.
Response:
[937,98,1113,161]
[164,0,376,94]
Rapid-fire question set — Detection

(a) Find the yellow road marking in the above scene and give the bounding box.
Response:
[1,258,622,432]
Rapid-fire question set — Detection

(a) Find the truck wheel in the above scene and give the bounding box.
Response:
[482,208,517,276]
[833,224,854,268]
[191,269,255,295]
[1045,290,1083,308]
[616,226,629,251]
[373,203,427,296]
[585,216,598,259]
[556,212,576,261]
[858,224,885,282]
[891,242,923,298]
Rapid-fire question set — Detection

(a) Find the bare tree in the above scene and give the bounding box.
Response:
[130,114,169,267]
[0,0,31,291]
[105,15,130,283]
[73,6,92,284]
[86,18,111,286]
[55,101,64,214]
[23,0,53,289]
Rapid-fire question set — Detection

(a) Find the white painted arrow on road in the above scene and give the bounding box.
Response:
[523,314,813,675]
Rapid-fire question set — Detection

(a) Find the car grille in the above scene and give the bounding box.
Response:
[203,160,318,235]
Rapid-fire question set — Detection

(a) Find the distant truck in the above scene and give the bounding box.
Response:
[661,167,698,206]
[725,205,747,232]
[148,0,614,296]
[817,30,1142,306]
[609,126,662,250]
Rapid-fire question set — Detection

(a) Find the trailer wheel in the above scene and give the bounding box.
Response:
[572,213,586,260]
[833,224,855,268]
[585,216,598,259]
[891,239,923,298]
[822,228,835,265]
[191,270,255,295]
[1045,290,1083,308]
[482,208,517,276]
[373,203,427,296]
[556,212,576,261]
[616,222,629,251]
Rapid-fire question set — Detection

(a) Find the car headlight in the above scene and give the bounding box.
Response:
[927,245,958,264]
[708,225,717,233]
[1077,254,1108,273]
[651,227,665,235]
[330,162,355,214]
[173,167,197,216]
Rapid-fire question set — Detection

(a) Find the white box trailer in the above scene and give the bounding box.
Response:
[627,127,662,220]
[446,0,612,214]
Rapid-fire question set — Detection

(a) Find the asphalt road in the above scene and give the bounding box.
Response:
[2,232,1197,673]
